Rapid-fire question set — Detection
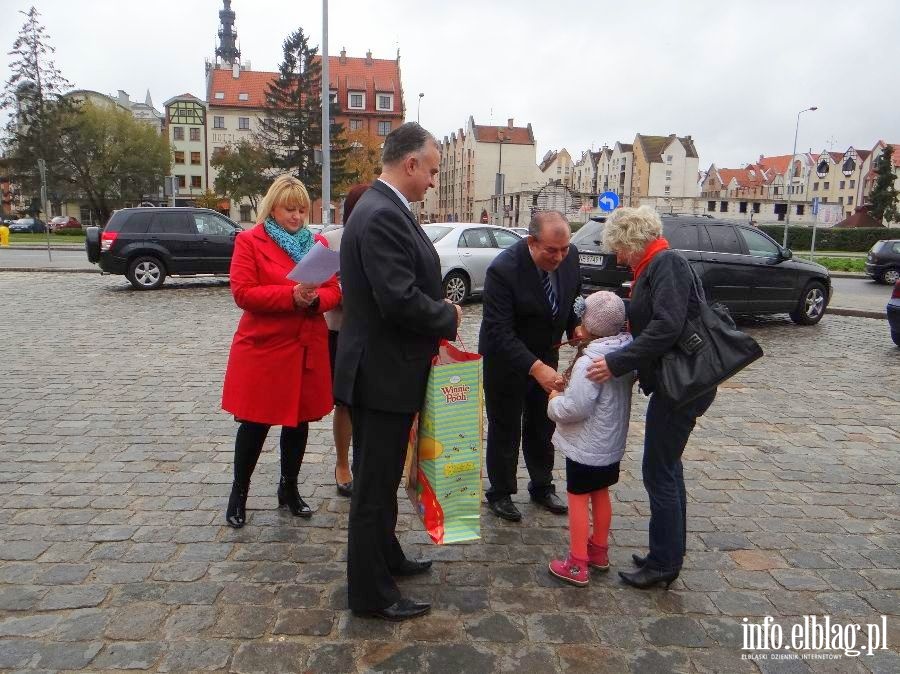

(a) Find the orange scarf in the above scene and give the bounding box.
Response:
[631,237,670,283]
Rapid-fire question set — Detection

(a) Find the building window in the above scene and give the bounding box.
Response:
[176,175,186,188]
[720,201,728,212]
[753,202,761,213]
[665,170,672,181]
[823,181,830,189]
[557,166,561,174]
[838,196,844,205]
[213,116,225,129]
[349,119,363,131]
[796,205,805,215]
[214,92,225,100]
[813,182,819,190]
[822,197,828,204]
[848,196,854,205]
[348,92,365,109]
[190,152,201,165]
[191,176,202,189]
[238,117,250,130]
[174,151,185,164]
[173,126,184,140]
[238,93,249,101]
[189,128,200,142]
[377,121,391,136]
[329,90,337,104]
[376,93,393,111]
[739,201,748,213]
[240,204,252,221]
[666,155,672,165]
[849,179,855,188]
[664,185,671,195]
[838,180,845,189]
[707,201,716,212]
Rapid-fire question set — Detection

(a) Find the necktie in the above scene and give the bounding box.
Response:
[542,271,559,318]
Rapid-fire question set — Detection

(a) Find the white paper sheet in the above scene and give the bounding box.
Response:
[286,242,340,284]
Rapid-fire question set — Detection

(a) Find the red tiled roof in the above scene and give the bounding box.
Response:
[208,55,403,116]
[472,124,533,145]
[757,155,791,176]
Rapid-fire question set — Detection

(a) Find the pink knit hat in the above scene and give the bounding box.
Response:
[581,291,626,338]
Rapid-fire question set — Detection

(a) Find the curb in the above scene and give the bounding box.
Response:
[0,267,97,274]
[828,307,886,320]
[830,272,868,279]
[3,245,84,251]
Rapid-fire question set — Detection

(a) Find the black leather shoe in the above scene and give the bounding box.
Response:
[619,567,679,590]
[488,496,522,522]
[277,477,312,518]
[391,558,432,577]
[531,491,568,514]
[335,468,353,497]
[225,481,248,528]
[632,553,648,568]
[353,598,431,622]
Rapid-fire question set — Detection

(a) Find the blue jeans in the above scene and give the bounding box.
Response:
[642,389,716,573]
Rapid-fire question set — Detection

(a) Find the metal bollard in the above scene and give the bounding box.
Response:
[0,224,9,247]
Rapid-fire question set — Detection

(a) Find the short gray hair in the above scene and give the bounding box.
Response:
[602,206,663,255]
[528,210,568,237]
[382,122,437,165]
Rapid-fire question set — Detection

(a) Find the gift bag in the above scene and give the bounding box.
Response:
[406,340,483,544]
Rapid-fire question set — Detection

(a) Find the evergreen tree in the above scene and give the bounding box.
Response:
[1,6,75,210]
[255,27,356,201]
[868,145,899,223]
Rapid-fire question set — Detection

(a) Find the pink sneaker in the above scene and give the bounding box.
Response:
[548,554,589,586]
[587,540,609,571]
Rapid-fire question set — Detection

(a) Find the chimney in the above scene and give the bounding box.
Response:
[117,90,130,107]
[365,50,373,65]
[340,48,347,64]
[507,118,514,129]
[232,62,240,79]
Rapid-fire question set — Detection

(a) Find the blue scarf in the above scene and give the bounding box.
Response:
[264,216,315,263]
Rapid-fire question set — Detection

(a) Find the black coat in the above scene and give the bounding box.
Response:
[478,238,581,374]
[605,249,699,393]
[333,180,457,413]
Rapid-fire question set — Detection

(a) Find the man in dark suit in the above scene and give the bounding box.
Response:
[334,123,461,622]
[478,210,581,522]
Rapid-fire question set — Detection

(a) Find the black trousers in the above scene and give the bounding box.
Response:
[347,405,415,612]
[483,356,557,503]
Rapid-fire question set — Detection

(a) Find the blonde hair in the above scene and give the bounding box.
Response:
[256,174,311,224]
[602,206,663,256]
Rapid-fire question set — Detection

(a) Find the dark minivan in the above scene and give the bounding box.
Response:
[573,214,831,325]
[86,207,242,290]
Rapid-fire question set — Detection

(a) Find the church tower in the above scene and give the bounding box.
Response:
[215,0,240,66]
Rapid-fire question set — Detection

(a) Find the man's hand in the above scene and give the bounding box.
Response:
[548,389,561,400]
[444,299,463,328]
[530,361,565,394]
[586,355,613,384]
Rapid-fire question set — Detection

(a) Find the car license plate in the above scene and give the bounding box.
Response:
[579,254,604,266]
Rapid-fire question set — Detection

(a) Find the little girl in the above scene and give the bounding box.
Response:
[546,291,634,586]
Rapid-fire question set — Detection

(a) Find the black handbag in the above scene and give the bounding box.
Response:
[656,267,763,408]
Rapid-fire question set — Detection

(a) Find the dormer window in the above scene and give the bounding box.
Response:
[238,93,249,101]
[348,91,365,109]
[214,92,225,100]
[376,93,393,111]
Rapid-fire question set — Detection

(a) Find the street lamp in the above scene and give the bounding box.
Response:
[417,93,424,124]
[782,105,817,247]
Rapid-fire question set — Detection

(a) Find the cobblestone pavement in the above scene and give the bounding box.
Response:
[0,272,898,673]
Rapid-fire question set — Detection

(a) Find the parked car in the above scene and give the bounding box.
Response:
[510,227,529,237]
[864,239,900,285]
[423,223,524,303]
[307,224,324,236]
[888,280,900,346]
[49,215,82,232]
[9,217,47,234]
[573,214,832,325]
[85,207,243,290]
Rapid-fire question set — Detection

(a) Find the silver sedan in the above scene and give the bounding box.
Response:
[423,223,524,303]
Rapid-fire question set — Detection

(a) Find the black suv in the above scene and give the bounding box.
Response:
[86,207,242,290]
[865,239,900,285]
[573,215,831,325]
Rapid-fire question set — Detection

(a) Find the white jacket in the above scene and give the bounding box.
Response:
[547,333,635,467]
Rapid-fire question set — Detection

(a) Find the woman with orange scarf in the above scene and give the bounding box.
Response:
[587,206,716,589]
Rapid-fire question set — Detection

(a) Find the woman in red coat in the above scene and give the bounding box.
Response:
[222,174,341,528]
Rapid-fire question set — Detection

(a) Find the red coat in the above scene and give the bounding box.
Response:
[222,224,341,427]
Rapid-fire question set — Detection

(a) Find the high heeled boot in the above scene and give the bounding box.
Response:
[277,477,312,518]
[225,481,249,528]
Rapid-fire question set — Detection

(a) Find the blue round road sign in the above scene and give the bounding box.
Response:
[598,191,620,212]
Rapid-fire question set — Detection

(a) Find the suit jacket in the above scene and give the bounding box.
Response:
[334,180,457,413]
[478,238,581,375]
[222,225,341,426]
